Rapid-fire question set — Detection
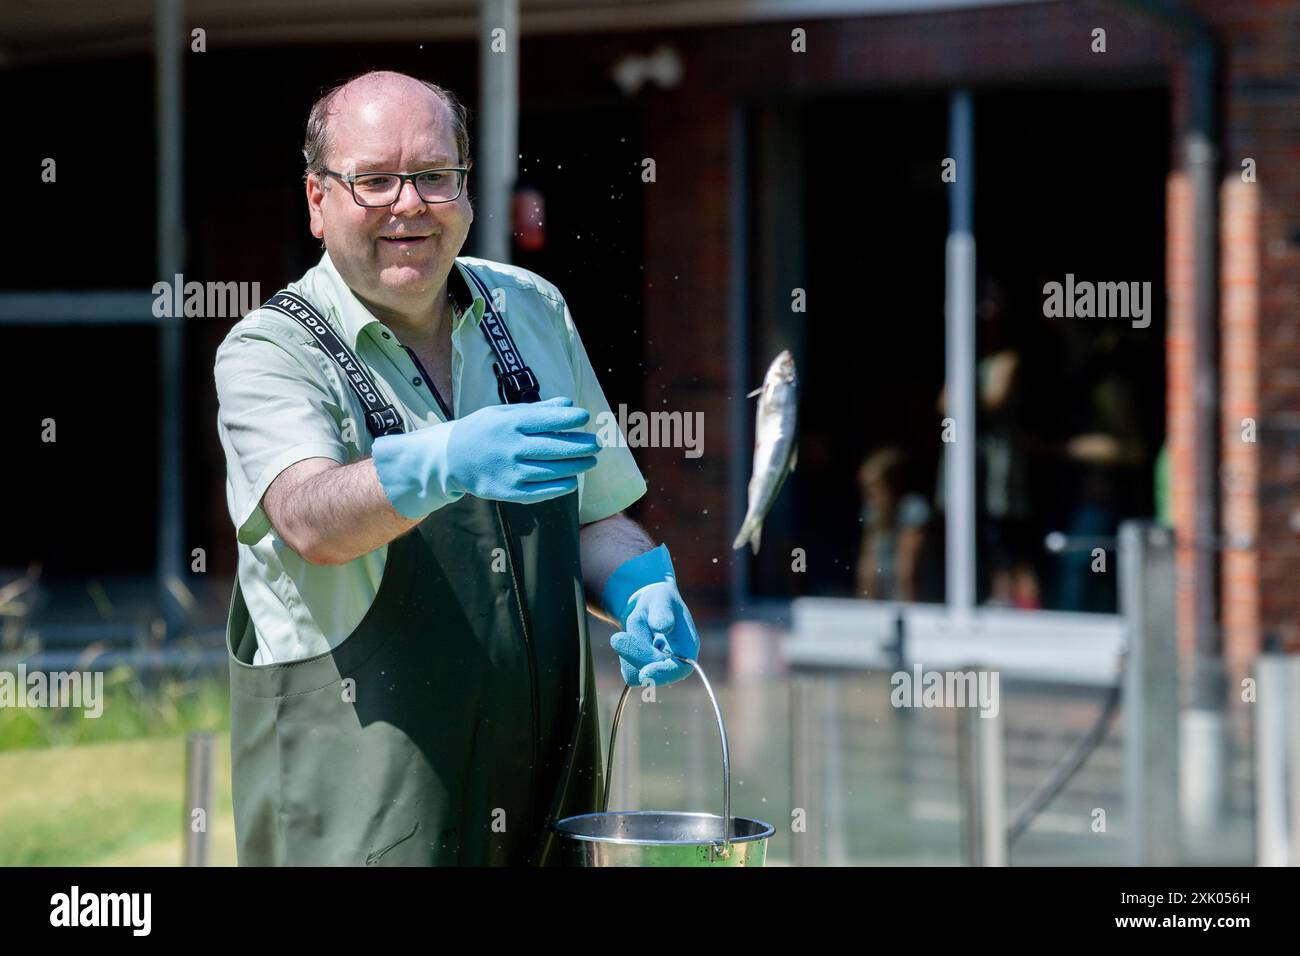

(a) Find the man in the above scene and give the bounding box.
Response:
[214,70,702,866]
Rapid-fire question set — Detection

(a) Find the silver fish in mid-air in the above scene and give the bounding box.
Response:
[733,350,798,554]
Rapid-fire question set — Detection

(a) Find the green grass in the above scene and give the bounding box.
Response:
[0,733,237,866]
[0,666,230,752]
[0,666,237,865]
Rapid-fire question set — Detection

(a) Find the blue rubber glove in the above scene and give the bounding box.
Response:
[602,544,701,688]
[372,396,599,519]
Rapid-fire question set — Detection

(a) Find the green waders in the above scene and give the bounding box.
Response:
[224,276,604,866]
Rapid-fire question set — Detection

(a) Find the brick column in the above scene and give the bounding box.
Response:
[1219,176,1260,663]
[1166,167,1201,661]
[1197,0,1300,653]
[639,91,735,621]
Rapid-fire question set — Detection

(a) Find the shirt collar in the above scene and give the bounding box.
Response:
[448,259,487,332]
[316,250,485,349]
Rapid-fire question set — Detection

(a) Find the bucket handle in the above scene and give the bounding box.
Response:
[602,655,732,849]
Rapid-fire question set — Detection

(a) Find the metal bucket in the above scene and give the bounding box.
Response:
[552,655,775,866]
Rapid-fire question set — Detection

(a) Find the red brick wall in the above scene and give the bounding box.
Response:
[1179,0,1300,655]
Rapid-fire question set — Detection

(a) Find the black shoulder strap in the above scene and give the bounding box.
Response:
[261,289,405,439]
[263,267,545,436]
[459,263,543,405]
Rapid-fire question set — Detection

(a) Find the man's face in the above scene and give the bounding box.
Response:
[306,84,472,312]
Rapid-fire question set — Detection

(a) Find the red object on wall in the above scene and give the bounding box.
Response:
[513,186,546,252]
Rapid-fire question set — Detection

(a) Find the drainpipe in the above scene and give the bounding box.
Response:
[155,0,186,640]
[1106,0,1224,847]
[478,0,519,263]
[945,89,976,617]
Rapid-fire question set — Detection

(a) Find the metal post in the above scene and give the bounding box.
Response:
[477,0,519,263]
[728,107,752,613]
[790,677,815,866]
[1118,521,1180,865]
[956,670,1006,866]
[1254,653,1299,866]
[1185,42,1223,700]
[822,678,848,864]
[1182,118,1229,852]
[183,731,214,866]
[944,89,976,614]
[1291,659,1300,865]
[155,0,185,640]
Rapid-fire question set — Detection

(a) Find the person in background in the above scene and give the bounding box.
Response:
[856,446,931,602]
[974,279,1041,609]
[936,277,1042,608]
[1054,333,1148,612]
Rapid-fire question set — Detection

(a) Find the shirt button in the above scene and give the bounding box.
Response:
[381,331,391,339]
[413,376,423,386]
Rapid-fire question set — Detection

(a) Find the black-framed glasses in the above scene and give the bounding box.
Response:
[320,164,472,206]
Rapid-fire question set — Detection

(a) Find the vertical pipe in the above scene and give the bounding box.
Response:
[1187,45,1221,683]
[729,106,752,612]
[1119,521,1181,865]
[478,0,518,264]
[1289,656,1300,864]
[155,0,185,639]
[944,90,976,614]
[822,678,848,864]
[183,731,213,866]
[957,677,1006,866]
[1184,41,1229,846]
[790,676,814,866]
[1254,654,1290,865]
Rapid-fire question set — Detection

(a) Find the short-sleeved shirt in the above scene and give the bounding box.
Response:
[214,250,647,665]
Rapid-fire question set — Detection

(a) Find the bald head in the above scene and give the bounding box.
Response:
[303,71,469,179]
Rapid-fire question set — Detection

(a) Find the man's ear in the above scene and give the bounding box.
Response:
[306,173,326,240]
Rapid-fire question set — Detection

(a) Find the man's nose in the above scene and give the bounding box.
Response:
[390,178,427,213]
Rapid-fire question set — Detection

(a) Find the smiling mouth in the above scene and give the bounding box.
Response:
[379,234,432,246]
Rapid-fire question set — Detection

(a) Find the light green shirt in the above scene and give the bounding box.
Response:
[215,250,647,665]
